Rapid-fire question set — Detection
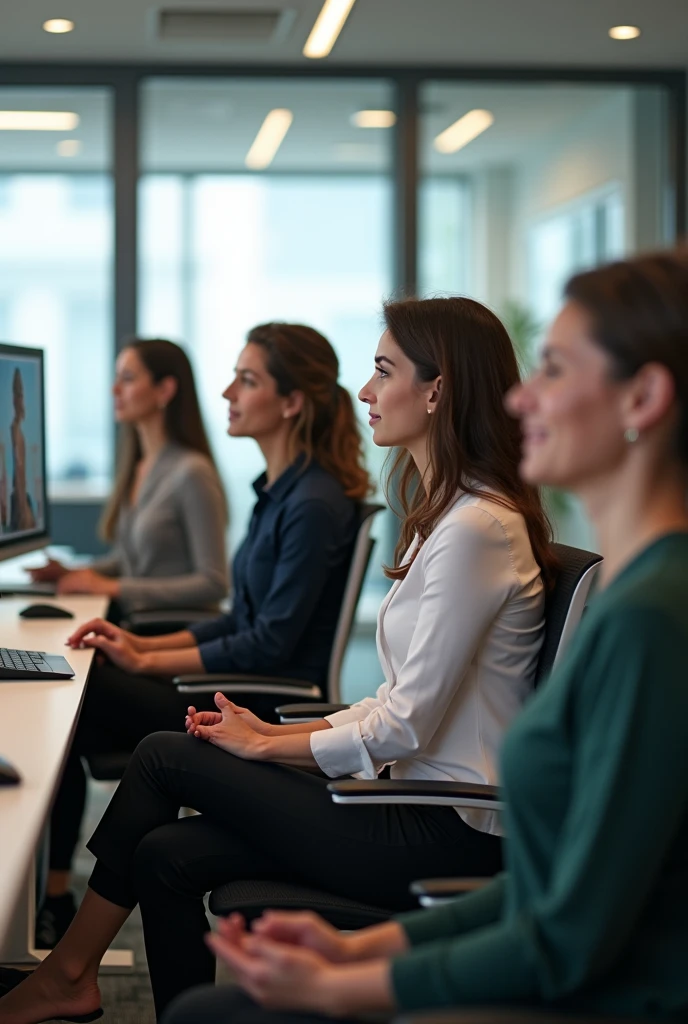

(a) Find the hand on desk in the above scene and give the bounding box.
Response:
[66,618,145,674]
[57,568,120,598]
[27,557,68,583]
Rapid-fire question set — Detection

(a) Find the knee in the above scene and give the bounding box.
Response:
[132,730,189,772]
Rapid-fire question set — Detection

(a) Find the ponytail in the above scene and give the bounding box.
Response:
[247,323,372,500]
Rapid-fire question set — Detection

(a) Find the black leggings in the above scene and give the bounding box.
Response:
[86,731,502,1019]
[49,662,216,871]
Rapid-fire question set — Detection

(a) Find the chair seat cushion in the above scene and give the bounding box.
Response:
[209,879,391,930]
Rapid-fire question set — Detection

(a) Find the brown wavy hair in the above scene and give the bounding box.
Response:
[101,338,226,541]
[382,297,555,585]
[247,323,372,500]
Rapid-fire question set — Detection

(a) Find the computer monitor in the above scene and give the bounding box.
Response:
[0,342,49,562]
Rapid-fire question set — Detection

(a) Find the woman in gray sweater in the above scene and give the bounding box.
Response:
[29,338,228,614]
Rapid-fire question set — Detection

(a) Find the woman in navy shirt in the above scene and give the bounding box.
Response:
[39,322,370,946]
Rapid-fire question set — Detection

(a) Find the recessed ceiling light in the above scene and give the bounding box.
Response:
[0,111,79,131]
[43,18,75,34]
[434,109,494,154]
[609,25,641,39]
[245,109,293,170]
[303,0,357,59]
[57,139,81,157]
[351,110,396,129]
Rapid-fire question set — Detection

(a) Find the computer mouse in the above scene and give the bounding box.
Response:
[0,755,21,786]
[19,603,75,620]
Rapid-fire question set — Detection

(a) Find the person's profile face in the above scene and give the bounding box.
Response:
[112,347,162,425]
[357,330,435,450]
[222,343,295,441]
[506,300,632,491]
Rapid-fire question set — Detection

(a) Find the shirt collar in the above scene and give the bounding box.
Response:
[252,452,308,503]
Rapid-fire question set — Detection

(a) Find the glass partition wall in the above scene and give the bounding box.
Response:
[0,65,682,568]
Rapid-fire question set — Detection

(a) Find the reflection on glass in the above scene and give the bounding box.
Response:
[139,78,394,569]
[0,87,113,490]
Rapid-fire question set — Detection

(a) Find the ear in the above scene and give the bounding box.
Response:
[281,390,305,421]
[157,375,179,408]
[426,375,442,412]
[623,362,676,434]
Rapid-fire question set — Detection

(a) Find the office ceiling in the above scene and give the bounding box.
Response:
[0,0,686,68]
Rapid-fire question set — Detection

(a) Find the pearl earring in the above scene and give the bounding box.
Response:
[427,408,432,415]
[624,427,639,444]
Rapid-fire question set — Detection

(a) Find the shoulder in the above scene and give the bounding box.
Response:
[286,460,353,513]
[426,493,536,585]
[171,449,221,487]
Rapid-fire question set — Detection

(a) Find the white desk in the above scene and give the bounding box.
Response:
[0,594,108,961]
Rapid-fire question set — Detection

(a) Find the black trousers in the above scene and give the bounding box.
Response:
[48,662,216,871]
[162,987,362,1024]
[86,731,502,1019]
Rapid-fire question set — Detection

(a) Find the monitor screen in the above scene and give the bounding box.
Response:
[0,343,49,561]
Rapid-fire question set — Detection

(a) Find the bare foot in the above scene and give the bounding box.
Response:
[0,962,101,1023]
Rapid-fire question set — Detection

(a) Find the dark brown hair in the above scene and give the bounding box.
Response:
[565,249,688,464]
[101,338,226,541]
[247,323,372,500]
[382,297,555,584]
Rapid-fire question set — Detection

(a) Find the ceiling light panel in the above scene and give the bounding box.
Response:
[434,109,494,154]
[43,18,75,33]
[0,111,80,131]
[608,25,641,39]
[352,110,396,128]
[245,108,293,169]
[303,0,357,58]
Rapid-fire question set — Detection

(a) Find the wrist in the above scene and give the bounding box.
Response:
[312,966,347,1017]
[138,651,157,674]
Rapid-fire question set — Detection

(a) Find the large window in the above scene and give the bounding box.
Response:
[139,77,394,557]
[0,87,113,489]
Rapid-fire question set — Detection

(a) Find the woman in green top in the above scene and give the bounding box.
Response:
[158,249,688,1024]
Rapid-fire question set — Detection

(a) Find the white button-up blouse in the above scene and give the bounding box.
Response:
[310,490,545,834]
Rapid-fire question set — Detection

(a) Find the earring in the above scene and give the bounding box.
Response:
[427,408,432,415]
[624,427,639,444]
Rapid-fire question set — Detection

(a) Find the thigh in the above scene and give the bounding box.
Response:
[134,814,287,897]
[98,732,500,910]
[75,661,212,754]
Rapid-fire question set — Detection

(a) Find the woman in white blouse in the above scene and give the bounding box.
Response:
[1,298,554,1024]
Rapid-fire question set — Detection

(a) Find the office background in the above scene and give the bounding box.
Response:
[0,0,685,694]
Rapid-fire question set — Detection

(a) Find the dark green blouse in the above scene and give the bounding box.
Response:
[392,533,688,1019]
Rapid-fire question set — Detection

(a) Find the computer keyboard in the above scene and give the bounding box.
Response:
[0,648,74,681]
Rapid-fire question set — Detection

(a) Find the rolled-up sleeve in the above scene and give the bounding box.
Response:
[311,508,517,778]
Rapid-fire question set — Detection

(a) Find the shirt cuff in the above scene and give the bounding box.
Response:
[196,637,231,673]
[325,705,373,728]
[189,615,228,645]
[310,721,377,779]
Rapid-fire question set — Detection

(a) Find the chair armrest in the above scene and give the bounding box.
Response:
[327,779,504,812]
[409,877,490,906]
[277,702,351,722]
[123,609,218,635]
[173,674,322,699]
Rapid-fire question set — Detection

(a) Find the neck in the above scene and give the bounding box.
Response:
[407,438,432,494]
[578,457,688,588]
[258,431,298,486]
[135,415,169,461]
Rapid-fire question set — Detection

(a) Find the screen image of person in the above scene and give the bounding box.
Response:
[0,354,44,539]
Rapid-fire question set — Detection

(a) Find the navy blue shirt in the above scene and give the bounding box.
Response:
[190,456,357,684]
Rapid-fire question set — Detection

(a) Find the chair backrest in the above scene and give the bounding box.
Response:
[534,542,603,686]
[326,503,385,703]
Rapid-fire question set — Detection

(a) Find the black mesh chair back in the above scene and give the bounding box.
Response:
[534,542,602,687]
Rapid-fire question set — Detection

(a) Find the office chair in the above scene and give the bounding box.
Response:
[84,502,384,781]
[207,542,602,929]
[169,501,385,709]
